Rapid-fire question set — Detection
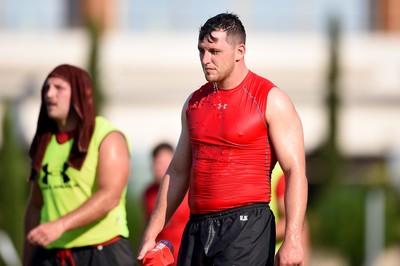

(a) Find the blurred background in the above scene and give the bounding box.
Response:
[1,0,400,265]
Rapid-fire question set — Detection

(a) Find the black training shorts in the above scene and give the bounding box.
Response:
[31,237,136,266]
[178,203,276,266]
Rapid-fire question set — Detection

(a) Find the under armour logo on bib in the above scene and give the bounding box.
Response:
[42,162,70,184]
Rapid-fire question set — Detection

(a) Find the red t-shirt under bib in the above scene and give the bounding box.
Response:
[186,71,278,214]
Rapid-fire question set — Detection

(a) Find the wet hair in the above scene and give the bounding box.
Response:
[152,142,174,159]
[199,12,246,45]
[29,64,96,180]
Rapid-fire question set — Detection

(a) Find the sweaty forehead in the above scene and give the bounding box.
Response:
[199,30,227,44]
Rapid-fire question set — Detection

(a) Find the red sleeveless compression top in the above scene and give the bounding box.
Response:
[186,71,277,214]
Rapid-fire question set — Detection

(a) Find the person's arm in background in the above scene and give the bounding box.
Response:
[27,131,130,247]
[267,87,308,266]
[137,100,192,261]
[143,187,157,221]
[275,174,286,242]
[23,180,42,266]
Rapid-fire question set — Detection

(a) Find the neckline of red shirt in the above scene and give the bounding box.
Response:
[56,130,76,144]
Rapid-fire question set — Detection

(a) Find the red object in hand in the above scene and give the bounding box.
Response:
[142,240,175,266]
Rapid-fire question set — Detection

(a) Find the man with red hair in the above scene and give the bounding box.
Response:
[23,64,135,266]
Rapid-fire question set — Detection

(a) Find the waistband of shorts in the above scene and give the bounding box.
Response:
[189,202,270,221]
[51,236,122,266]
[50,235,123,252]
[91,235,122,249]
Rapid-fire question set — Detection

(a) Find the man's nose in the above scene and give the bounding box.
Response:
[201,51,211,65]
[45,85,56,99]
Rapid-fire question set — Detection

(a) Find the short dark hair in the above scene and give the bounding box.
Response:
[199,12,246,45]
[152,142,174,159]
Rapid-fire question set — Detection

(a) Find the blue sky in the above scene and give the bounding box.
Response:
[1,0,369,33]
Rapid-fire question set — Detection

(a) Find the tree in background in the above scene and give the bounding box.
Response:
[0,102,29,264]
[323,15,342,184]
[87,18,105,115]
[307,15,400,266]
[307,16,366,266]
[85,16,145,253]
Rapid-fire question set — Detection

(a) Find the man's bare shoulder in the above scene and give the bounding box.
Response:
[267,87,296,115]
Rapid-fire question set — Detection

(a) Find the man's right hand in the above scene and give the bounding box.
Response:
[137,238,157,262]
[27,220,66,247]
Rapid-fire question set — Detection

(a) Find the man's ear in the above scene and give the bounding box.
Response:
[235,44,246,62]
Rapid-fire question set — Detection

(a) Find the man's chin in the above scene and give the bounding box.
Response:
[204,74,217,83]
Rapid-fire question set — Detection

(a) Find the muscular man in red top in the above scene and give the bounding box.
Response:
[138,12,308,266]
[187,71,277,214]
